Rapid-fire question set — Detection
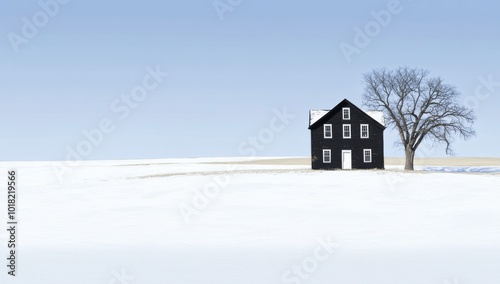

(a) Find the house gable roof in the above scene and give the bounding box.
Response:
[308,98,386,130]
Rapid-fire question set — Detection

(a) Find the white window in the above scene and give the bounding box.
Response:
[343,124,351,139]
[324,124,332,139]
[323,149,331,163]
[363,149,372,163]
[342,107,350,120]
[360,124,369,139]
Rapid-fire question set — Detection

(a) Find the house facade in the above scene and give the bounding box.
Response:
[309,99,385,170]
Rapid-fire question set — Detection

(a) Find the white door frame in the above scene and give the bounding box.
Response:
[341,150,352,170]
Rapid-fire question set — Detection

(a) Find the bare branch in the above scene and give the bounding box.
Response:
[362,66,476,170]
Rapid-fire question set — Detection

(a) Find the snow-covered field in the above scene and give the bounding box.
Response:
[1,157,500,284]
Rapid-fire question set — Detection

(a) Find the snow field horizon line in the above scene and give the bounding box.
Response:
[178,106,297,224]
[50,65,169,184]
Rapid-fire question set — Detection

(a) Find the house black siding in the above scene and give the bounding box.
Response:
[310,100,385,170]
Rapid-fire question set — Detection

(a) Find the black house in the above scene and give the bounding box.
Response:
[308,99,385,170]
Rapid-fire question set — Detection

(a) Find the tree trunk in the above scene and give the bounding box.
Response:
[404,147,415,171]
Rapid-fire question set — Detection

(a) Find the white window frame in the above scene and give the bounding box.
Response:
[342,124,351,139]
[363,149,372,163]
[323,149,331,163]
[323,124,332,139]
[360,124,369,139]
[342,107,350,120]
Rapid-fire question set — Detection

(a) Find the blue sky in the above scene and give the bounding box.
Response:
[1,0,499,161]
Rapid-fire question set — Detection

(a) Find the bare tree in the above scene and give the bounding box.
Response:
[362,67,476,170]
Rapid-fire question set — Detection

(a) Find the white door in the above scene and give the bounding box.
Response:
[342,150,352,170]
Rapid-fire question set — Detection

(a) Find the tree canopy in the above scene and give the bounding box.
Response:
[362,66,476,170]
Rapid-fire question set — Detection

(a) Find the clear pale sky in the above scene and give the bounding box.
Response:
[1,0,499,161]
